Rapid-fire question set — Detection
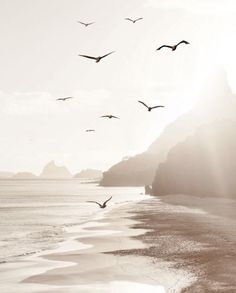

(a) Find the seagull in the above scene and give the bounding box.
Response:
[138,100,165,112]
[87,196,112,209]
[85,129,95,132]
[79,51,115,63]
[100,115,119,119]
[156,40,189,51]
[125,17,143,24]
[77,21,94,27]
[56,97,74,101]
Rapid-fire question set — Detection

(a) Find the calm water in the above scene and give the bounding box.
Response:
[0,179,143,262]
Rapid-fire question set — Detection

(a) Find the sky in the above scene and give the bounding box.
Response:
[0,0,236,174]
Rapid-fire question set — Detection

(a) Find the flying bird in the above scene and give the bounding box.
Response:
[87,196,112,209]
[156,40,189,51]
[77,21,94,27]
[138,100,165,112]
[85,129,95,132]
[79,51,115,63]
[100,115,119,119]
[125,17,143,24]
[56,97,74,101]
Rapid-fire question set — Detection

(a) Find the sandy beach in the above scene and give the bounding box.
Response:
[21,199,195,293]
[1,193,235,292]
[113,195,236,292]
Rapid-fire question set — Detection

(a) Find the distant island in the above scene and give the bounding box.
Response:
[74,169,102,179]
[12,172,37,179]
[0,171,15,178]
[0,161,102,181]
[39,160,72,179]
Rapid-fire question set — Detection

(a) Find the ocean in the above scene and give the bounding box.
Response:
[0,179,145,263]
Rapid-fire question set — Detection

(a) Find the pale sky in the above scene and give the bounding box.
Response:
[0,0,236,174]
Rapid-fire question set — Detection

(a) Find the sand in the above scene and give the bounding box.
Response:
[21,203,193,292]
[1,199,193,293]
[113,195,236,292]
[2,194,235,292]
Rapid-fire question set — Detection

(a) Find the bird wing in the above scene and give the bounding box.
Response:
[156,45,173,50]
[78,21,86,25]
[176,40,189,47]
[87,201,102,207]
[79,54,97,60]
[56,98,63,101]
[111,115,119,119]
[150,105,165,110]
[103,196,112,205]
[100,51,115,59]
[135,17,143,22]
[65,97,73,100]
[100,115,109,118]
[125,18,134,22]
[138,100,149,109]
[86,22,94,26]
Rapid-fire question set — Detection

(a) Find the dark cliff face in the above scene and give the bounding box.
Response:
[101,71,236,187]
[152,120,236,198]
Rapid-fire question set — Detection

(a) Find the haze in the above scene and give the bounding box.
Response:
[0,0,236,174]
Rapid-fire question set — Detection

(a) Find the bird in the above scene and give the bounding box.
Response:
[87,196,112,209]
[56,97,74,101]
[79,51,115,63]
[100,115,119,119]
[77,21,94,27]
[125,17,143,24]
[138,100,165,112]
[156,40,189,51]
[85,129,95,132]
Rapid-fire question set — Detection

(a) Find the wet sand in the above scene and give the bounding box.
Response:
[22,201,194,293]
[4,194,235,292]
[112,195,236,292]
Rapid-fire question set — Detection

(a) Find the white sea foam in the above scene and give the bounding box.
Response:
[0,180,147,262]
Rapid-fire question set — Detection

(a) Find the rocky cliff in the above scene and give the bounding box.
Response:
[101,71,236,186]
[152,120,236,198]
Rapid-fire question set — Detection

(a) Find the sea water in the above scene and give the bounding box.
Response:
[0,179,144,263]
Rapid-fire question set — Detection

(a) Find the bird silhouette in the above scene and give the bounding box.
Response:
[156,40,189,51]
[85,129,95,132]
[125,17,143,24]
[100,115,120,119]
[79,51,115,63]
[87,196,112,209]
[77,21,94,27]
[56,97,74,101]
[138,100,165,112]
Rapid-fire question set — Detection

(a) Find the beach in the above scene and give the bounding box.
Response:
[22,200,196,293]
[112,195,236,293]
[1,181,235,292]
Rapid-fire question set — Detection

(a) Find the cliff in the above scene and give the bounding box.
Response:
[100,153,157,186]
[152,120,236,198]
[101,70,236,186]
[39,161,72,179]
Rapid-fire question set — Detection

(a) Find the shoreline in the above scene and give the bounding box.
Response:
[3,192,233,292]
[20,196,195,293]
[0,193,155,292]
[112,195,236,292]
